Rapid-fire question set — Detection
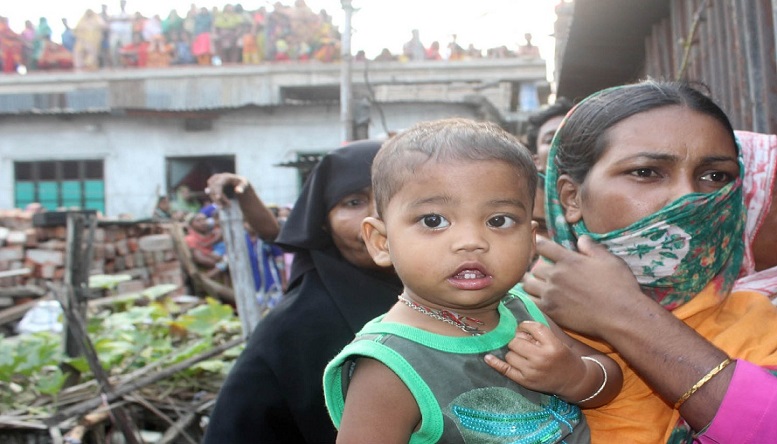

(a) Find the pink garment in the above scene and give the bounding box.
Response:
[698,360,777,443]
[192,32,212,56]
[283,252,294,284]
[733,131,777,298]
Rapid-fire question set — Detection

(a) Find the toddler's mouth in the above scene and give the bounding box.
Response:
[454,269,486,280]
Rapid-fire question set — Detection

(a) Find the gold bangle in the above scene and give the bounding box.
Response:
[674,358,733,410]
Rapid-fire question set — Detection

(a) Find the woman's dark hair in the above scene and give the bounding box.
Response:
[555,79,736,183]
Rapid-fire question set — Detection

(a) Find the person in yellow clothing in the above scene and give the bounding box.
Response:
[73,9,106,70]
[213,4,244,64]
[489,80,777,442]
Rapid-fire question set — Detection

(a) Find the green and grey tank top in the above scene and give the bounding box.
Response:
[324,294,590,443]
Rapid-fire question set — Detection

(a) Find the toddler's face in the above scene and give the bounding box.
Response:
[380,159,535,310]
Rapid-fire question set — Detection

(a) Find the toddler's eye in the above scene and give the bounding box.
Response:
[421,214,449,228]
[487,215,516,228]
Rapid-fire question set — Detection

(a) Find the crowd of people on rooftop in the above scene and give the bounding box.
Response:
[0,1,542,74]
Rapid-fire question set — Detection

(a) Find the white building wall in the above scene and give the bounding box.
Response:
[0,102,478,218]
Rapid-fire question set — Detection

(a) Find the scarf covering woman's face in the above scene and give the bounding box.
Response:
[549,104,745,309]
[560,106,739,232]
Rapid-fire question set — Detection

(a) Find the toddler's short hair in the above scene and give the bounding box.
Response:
[372,118,537,216]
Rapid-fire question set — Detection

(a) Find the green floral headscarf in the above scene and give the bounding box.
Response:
[544,90,746,310]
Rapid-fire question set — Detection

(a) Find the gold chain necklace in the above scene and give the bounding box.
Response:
[397,294,486,336]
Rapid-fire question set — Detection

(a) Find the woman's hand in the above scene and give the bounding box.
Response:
[207,173,280,241]
[523,235,645,338]
[206,173,250,207]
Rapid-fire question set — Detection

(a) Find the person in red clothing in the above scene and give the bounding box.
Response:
[185,212,226,278]
[119,33,149,67]
[0,17,23,73]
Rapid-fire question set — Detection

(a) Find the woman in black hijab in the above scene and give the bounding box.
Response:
[203,140,402,443]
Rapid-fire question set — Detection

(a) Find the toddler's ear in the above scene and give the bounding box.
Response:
[362,217,392,267]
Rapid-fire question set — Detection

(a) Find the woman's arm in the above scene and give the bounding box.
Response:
[524,236,735,430]
[206,173,280,241]
[698,360,777,442]
[336,357,419,444]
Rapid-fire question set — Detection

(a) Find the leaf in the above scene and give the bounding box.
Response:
[192,360,226,374]
[168,339,212,364]
[0,339,17,380]
[65,356,90,373]
[648,229,666,241]
[36,367,67,396]
[103,306,166,331]
[94,338,136,367]
[141,284,179,299]
[14,333,63,377]
[175,298,235,336]
[223,344,245,359]
[89,274,133,290]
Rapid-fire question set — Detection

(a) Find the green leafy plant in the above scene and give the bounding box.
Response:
[1,294,242,415]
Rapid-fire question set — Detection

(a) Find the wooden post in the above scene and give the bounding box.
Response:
[64,213,95,357]
[58,213,141,444]
[219,201,263,338]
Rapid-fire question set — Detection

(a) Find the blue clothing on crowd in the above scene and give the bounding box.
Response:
[174,40,196,64]
[62,29,75,52]
[246,234,284,307]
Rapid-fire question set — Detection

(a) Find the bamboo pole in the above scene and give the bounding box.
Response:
[219,202,262,338]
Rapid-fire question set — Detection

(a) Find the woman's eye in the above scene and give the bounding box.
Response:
[700,171,734,183]
[421,214,449,228]
[630,168,658,178]
[487,215,516,228]
[339,195,368,208]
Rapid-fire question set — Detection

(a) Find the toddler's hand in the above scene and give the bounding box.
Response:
[485,320,585,398]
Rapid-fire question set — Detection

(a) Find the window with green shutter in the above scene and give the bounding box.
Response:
[14,160,105,213]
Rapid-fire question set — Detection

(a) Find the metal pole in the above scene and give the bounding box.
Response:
[340,0,354,142]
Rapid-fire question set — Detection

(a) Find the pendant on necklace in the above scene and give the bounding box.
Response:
[397,294,486,336]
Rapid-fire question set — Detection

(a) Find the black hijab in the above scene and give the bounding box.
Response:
[275,139,387,287]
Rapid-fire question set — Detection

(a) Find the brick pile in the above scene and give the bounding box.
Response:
[0,209,186,301]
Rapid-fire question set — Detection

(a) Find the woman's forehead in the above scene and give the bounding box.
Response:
[600,106,737,157]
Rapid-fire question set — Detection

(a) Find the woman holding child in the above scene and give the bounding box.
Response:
[489,80,777,442]
[324,119,623,443]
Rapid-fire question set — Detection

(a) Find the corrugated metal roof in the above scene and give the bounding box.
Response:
[0,59,547,116]
[555,0,670,101]
[0,88,109,114]
[555,0,777,134]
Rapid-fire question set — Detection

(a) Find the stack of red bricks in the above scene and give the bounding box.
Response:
[0,209,186,297]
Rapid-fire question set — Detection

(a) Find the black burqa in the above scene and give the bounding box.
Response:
[203,140,403,444]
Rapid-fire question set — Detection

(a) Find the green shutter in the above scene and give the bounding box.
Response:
[39,181,59,210]
[15,182,35,209]
[84,180,105,212]
[62,181,82,208]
